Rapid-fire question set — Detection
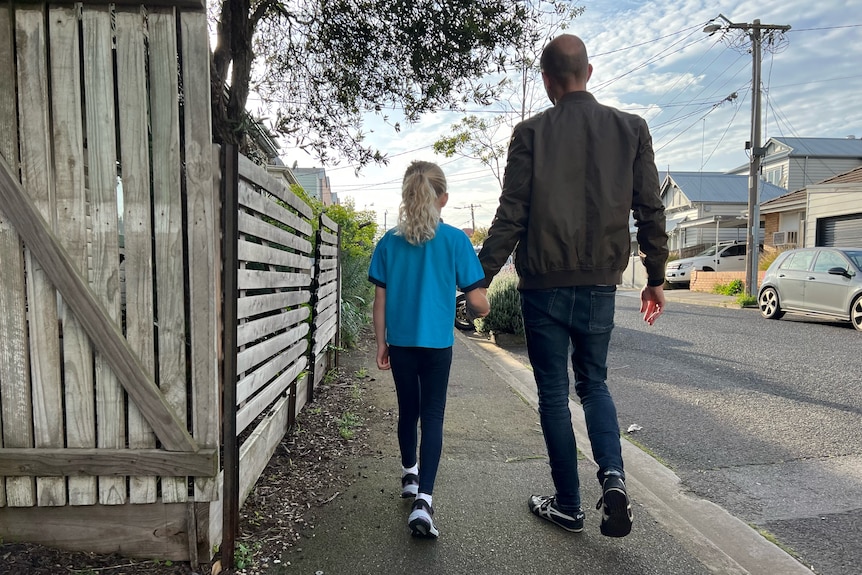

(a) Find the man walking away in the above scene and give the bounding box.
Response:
[478,33,668,538]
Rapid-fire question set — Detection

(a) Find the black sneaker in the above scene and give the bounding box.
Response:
[596,475,633,537]
[401,473,419,498]
[408,498,439,538]
[528,495,584,533]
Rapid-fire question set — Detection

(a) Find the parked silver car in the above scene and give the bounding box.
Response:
[758,247,862,331]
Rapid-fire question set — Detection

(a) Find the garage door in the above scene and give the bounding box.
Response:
[816,213,862,246]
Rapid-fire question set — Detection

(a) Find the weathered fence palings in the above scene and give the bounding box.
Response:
[0,0,341,563]
[0,1,218,561]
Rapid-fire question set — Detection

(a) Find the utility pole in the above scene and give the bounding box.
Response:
[455,204,478,232]
[704,15,790,297]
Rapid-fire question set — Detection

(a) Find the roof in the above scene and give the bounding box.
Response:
[818,165,862,184]
[664,172,787,204]
[769,137,862,158]
[760,189,807,210]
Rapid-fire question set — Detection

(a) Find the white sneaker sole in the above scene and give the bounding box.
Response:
[408,508,439,538]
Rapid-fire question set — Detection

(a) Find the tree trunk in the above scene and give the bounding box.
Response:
[210,0,253,147]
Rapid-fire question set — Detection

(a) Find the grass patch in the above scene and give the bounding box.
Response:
[235,541,261,570]
[737,294,757,307]
[753,526,799,558]
[337,411,362,440]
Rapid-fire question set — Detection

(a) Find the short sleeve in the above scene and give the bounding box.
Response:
[455,235,486,292]
[368,236,387,288]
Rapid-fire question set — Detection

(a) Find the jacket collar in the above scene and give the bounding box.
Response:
[556,91,596,105]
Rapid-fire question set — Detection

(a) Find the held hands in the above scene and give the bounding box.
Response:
[466,288,490,321]
[640,284,665,326]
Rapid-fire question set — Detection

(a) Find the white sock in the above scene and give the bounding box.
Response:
[402,464,418,477]
[417,493,432,507]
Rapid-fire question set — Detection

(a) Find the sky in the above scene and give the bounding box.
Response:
[265,0,862,233]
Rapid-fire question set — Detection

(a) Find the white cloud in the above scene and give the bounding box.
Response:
[274,0,862,230]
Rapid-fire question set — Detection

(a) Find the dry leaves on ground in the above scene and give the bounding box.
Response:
[1,333,377,575]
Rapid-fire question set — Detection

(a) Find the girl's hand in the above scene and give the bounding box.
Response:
[376,344,391,370]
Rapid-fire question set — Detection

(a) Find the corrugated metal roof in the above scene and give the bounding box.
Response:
[818,165,862,184]
[666,172,787,203]
[771,137,862,158]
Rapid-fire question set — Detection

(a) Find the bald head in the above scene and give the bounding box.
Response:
[540,34,592,102]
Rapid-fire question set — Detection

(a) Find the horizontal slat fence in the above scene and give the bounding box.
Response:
[310,214,342,400]
[233,154,314,435]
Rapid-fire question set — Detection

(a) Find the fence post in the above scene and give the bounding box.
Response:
[220,144,240,570]
[308,217,322,404]
[333,226,342,369]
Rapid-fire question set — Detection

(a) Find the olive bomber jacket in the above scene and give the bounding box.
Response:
[479,91,669,290]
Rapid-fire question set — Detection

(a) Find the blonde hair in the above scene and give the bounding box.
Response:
[396,161,446,245]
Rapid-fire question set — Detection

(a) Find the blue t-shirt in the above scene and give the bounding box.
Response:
[368,222,485,348]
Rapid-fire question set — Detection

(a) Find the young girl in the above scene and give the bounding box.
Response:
[368,161,489,538]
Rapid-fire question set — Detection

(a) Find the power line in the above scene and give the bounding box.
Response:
[788,23,862,32]
[654,91,740,153]
[700,86,749,170]
[592,28,711,93]
[590,22,709,57]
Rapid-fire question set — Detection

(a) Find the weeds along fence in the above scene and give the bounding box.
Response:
[0,0,339,564]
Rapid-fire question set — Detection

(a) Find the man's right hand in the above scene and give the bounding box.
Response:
[640,284,665,326]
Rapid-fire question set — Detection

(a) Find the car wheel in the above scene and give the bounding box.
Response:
[851,294,862,332]
[454,293,475,331]
[758,287,785,319]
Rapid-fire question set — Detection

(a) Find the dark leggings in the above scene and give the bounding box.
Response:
[388,345,453,496]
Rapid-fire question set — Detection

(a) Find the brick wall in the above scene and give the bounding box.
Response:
[763,213,779,247]
[690,270,767,293]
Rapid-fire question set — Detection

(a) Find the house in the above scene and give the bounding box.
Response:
[761,166,862,248]
[265,157,301,189]
[807,167,862,246]
[759,189,806,248]
[660,172,787,255]
[293,166,337,205]
[727,136,862,192]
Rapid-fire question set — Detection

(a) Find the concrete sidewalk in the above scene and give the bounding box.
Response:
[283,295,807,575]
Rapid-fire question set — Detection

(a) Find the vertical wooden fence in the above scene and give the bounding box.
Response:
[0,0,220,547]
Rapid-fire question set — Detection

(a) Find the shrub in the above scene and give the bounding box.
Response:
[712,279,744,296]
[759,245,786,270]
[476,271,524,336]
[340,252,374,348]
[737,294,757,307]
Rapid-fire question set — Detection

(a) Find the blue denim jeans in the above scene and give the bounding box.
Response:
[388,346,453,496]
[521,286,624,513]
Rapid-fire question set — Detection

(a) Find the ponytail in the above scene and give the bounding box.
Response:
[396,161,446,245]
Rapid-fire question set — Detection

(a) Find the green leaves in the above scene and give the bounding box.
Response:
[216,0,558,166]
[476,271,524,336]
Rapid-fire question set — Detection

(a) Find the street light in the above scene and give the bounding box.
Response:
[703,14,790,297]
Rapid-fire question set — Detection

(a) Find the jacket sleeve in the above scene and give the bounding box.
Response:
[631,119,669,286]
[478,123,532,287]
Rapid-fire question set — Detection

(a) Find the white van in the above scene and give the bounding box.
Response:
[665,241,753,285]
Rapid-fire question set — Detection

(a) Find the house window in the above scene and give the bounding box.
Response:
[765,166,784,186]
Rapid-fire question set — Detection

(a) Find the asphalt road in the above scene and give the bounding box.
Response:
[508,293,862,575]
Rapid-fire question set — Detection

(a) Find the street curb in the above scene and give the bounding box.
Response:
[456,330,813,575]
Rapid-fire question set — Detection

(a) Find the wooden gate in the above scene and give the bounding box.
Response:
[0,0,219,561]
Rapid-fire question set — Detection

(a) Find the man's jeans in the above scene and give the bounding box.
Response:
[521,285,624,512]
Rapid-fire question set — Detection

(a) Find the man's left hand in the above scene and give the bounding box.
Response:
[640,285,665,326]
